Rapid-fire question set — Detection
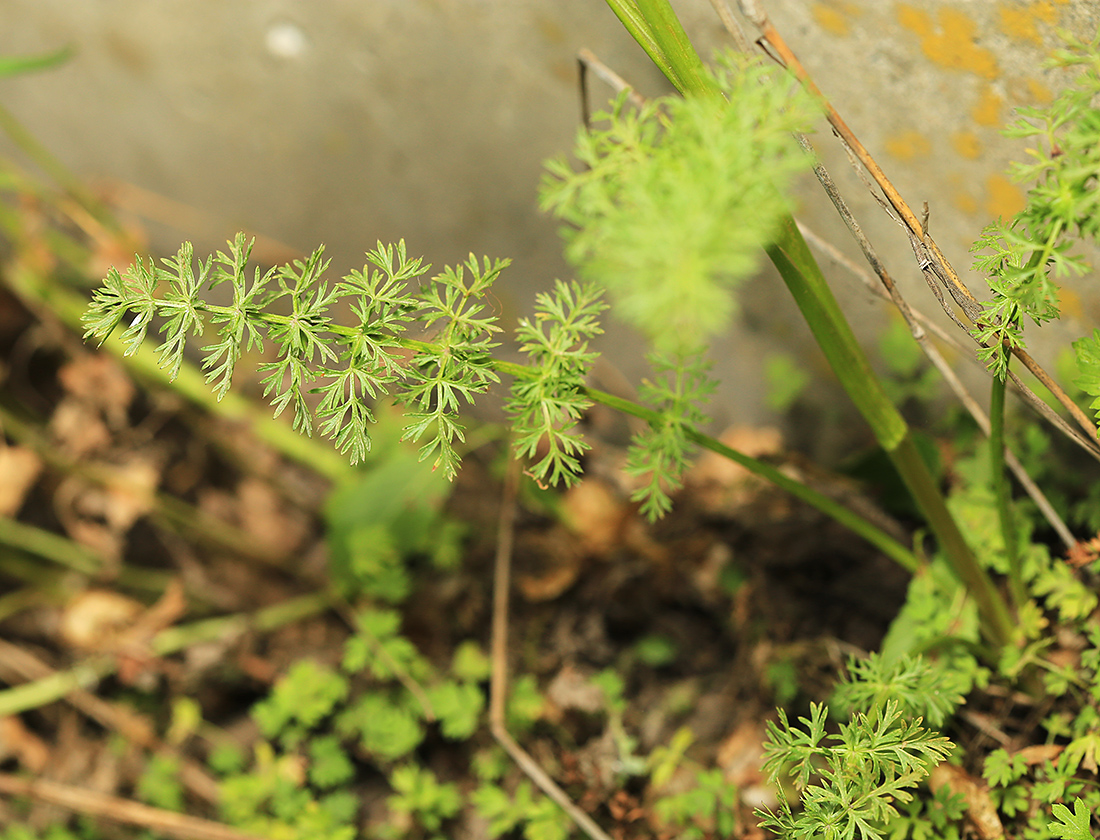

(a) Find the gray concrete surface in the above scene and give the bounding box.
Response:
[1,1,1096,457]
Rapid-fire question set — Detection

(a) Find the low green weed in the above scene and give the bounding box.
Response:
[758,658,955,840]
[383,765,462,840]
[0,827,99,840]
[652,766,740,840]
[206,608,489,838]
[471,778,573,840]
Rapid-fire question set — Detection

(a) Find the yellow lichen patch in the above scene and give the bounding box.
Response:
[812,2,860,36]
[952,189,980,215]
[985,173,1026,217]
[950,130,983,160]
[1025,77,1053,103]
[948,174,980,214]
[885,130,932,161]
[998,1,1058,44]
[971,84,1004,127]
[1060,286,1083,322]
[896,5,999,79]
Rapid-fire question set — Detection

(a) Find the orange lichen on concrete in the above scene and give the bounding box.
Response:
[998,1,1058,45]
[952,189,980,215]
[948,174,979,215]
[896,5,999,79]
[885,130,932,161]
[1060,286,1082,322]
[1025,77,1053,103]
[985,173,1026,218]
[950,130,983,160]
[971,85,1005,127]
[812,2,860,37]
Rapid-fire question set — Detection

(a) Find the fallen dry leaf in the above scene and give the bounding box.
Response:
[235,477,310,558]
[717,719,768,788]
[686,425,784,512]
[0,446,42,516]
[59,590,144,652]
[119,579,187,647]
[50,399,112,459]
[516,529,583,602]
[1015,743,1063,766]
[0,715,49,773]
[545,663,605,721]
[53,458,159,563]
[560,478,630,557]
[59,582,188,688]
[114,579,188,687]
[718,718,779,814]
[56,353,134,429]
[1067,533,1100,568]
[929,762,1004,840]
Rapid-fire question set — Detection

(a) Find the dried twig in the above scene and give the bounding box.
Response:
[489,458,614,840]
[0,638,221,804]
[0,773,265,840]
[704,1,1077,543]
[796,215,1075,549]
[737,0,1100,457]
[706,0,756,54]
[578,47,646,117]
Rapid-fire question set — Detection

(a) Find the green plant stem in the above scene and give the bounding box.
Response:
[0,585,55,624]
[991,352,1024,607]
[602,0,1015,648]
[0,656,112,720]
[0,46,73,79]
[603,0,717,96]
[0,590,333,718]
[0,517,177,597]
[595,384,921,571]
[765,225,907,448]
[0,514,102,576]
[768,217,1014,649]
[494,357,919,571]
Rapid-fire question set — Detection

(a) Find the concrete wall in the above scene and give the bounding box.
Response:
[1,1,1095,451]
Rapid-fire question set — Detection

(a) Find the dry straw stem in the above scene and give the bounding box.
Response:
[832,134,1098,464]
[789,137,1075,549]
[655,2,1074,556]
[489,458,615,840]
[710,0,1075,547]
[0,773,267,840]
[0,637,221,804]
[736,0,1100,458]
[0,591,332,718]
[797,220,1074,550]
[578,47,647,122]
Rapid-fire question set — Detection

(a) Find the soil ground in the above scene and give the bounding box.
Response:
[0,238,918,838]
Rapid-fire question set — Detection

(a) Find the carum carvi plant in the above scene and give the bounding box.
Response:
[81,50,922,573]
[84,237,509,479]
